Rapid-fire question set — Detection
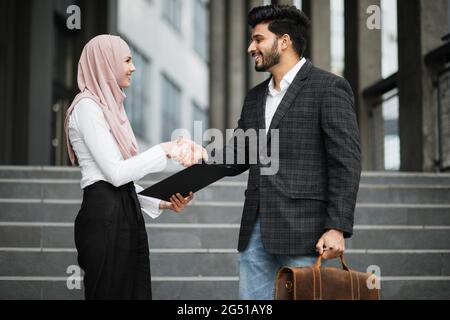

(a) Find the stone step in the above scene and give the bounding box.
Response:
[1,201,450,226]
[0,167,248,182]
[0,279,239,300]
[0,278,449,300]
[0,167,82,180]
[1,167,450,301]
[1,250,449,277]
[1,180,449,204]
[1,224,450,250]
[2,167,450,186]
[359,172,450,186]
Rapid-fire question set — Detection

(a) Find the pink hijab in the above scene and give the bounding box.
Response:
[64,35,139,166]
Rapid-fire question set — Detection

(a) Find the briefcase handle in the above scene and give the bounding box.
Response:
[314,254,351,271]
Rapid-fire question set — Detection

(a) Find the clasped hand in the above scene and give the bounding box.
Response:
[160,138,209,167]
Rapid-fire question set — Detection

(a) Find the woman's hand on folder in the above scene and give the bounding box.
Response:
[160,138,208,167]
[159,192,194,213]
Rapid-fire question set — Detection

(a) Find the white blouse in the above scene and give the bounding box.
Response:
[68,98,167,219]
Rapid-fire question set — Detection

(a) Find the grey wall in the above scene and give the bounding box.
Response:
[27,0,54,165]
[0,0,32,165]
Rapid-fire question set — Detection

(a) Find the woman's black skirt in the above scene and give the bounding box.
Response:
[74,181,152,300]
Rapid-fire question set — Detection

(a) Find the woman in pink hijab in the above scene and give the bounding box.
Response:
[65,35,206,300]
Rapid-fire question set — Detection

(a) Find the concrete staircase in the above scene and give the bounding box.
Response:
[0,166,450,300]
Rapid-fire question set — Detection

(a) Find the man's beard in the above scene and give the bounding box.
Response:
[255,40,281,72]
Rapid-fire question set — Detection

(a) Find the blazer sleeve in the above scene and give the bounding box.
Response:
[211,99,250,176]
[320,77,362,238]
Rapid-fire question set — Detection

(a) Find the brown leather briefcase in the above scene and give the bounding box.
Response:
[275,255,380,300]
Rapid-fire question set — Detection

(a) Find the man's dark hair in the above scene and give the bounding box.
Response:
[248,5,311,57]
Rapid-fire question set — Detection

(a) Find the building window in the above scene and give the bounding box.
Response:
[194,0,209,62]
[123,43,150,141]
[161,74,182,141]
[192,101,209,134]
[382,91,400,171]
[330,0,344,76]
[162,0,182,32]
[381,0,398,77]
[448,0,450,32]
[381,0,399,171]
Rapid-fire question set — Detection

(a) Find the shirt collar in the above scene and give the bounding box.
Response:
[268,57,306,97]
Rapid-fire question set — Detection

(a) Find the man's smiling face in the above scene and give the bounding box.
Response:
[248,22,282,72]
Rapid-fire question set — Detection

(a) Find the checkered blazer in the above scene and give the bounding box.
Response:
[224,59,362,255]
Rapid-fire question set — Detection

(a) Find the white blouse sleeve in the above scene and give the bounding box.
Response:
[72,98,168,188]
[134,183,164,219]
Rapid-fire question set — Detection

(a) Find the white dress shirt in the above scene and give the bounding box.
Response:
[68,98,168,219]
[265,58,307,133]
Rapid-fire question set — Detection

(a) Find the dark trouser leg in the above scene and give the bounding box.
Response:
[132,215,152,300]
[75,185,142,300]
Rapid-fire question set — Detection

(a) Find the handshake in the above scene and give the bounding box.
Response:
[160,137,209,168]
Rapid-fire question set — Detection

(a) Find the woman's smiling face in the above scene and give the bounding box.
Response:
[119,55,136,88]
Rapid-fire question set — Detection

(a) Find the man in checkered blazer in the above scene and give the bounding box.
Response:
[220,5,362,300]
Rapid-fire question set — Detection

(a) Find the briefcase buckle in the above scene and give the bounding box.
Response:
[285,281,293,292]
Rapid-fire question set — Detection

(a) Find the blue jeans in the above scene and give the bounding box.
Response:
[239,215,319,300]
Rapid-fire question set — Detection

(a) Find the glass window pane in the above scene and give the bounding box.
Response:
[381,0,398,77]
[382,91,400,171]
[161,74,181,141]
[192,101,209,135]
[448,0,450,32]
[194,0,209,62]
[330,0,344,76]
[163,0,181,32]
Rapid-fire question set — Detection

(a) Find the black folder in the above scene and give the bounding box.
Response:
[139,164,246,201]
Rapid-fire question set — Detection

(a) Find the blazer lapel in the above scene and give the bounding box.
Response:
[267,59,313,141]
